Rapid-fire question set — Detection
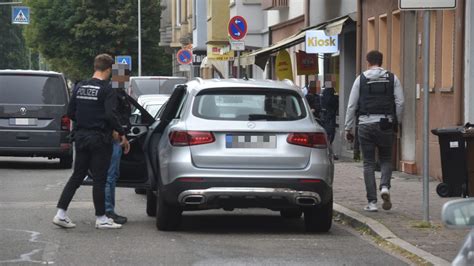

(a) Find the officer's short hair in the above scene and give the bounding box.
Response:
[94,54,114,71]
[366,50,383,66]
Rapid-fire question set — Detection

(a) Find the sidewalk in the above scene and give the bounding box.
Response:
[333,161,468,264]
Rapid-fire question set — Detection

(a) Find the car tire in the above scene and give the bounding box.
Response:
[59,155,73,169]
[304,200,333,233]
[156,192,182,231]
[146,189,157,217]
[135,188,146,195]
[280,209,303,219]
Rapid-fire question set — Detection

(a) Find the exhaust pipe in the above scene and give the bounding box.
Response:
[182,195,206,205]
[295,196,318,206]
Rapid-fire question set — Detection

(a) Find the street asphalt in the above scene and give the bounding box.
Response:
[0,157,408,265]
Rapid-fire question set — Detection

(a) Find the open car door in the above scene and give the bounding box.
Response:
[114,95,156,188]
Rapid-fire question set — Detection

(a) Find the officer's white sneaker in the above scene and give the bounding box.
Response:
[364,201,378,212]
[53,215,76,228]
[381,187,392,210]
[95,218,122,229]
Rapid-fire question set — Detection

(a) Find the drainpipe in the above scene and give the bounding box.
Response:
[356,0,362,75]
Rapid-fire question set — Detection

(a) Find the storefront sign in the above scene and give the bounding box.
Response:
[305,30,338,54]
[207,45,234,61]
[296,51,318,76]
[399,0,456,10]
[275,50,293,81]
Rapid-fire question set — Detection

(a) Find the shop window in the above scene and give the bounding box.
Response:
[441,10,454,90]
[367,17,375,53]
[391,11,401,78]
[378,14,388,67]
[429,12,436,90]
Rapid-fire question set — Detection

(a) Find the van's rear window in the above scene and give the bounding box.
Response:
[0,75,67,105]
[193,88,306,121]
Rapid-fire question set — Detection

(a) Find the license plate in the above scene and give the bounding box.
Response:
[9,118,37,126]
[225,134,277,148]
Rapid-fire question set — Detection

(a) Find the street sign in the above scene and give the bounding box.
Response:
[179,64,191,72]
[176,49,192,65]
[228,16,248,41]
[230,41,245,51]
[399,0,456,10]
[11,6,29,25]
[115,56,132,70]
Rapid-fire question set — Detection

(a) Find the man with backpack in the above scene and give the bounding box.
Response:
[344,50,404,212]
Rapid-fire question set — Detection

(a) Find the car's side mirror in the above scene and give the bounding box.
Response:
[442,198,474,229]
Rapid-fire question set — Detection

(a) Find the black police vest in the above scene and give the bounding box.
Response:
[358,72,395,117]
[74,79,110,132]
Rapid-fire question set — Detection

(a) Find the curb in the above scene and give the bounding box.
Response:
[333,203,450,266]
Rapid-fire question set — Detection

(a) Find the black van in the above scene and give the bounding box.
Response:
[0,70,73,168]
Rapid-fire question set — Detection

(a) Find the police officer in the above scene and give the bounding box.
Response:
[53,54,124,229]
[344,50,404,212]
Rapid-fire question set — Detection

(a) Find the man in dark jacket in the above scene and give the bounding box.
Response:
[53,54,125,229]
[320,86,338,144]
[105,64,131,224]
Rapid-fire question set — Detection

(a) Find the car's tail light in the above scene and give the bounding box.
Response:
[61,115,71,131]
[287,133,327,148]
[169,131,215,146]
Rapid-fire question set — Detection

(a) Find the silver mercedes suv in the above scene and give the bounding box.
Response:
[114,78,334,232]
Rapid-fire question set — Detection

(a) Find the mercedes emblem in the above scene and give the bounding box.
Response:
[247,122,256,129]
[19,107,27,116]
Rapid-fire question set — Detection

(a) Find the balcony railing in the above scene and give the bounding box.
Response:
[261,0,289,10]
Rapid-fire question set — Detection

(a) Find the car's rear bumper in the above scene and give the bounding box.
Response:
[0,144,73,158]
[161,178,332,210]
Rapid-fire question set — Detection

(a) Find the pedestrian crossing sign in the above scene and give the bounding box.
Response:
[12,6,30,25]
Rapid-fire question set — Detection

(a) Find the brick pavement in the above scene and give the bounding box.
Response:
[333,161,468,262]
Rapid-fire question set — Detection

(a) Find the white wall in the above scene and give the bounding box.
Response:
[192,0,207,51]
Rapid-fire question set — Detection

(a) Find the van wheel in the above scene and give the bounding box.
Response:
[304,201,333,233]
[156,192,182,231]
[280,209,303,219]
[59,156,73,169]
[146,189,157,217]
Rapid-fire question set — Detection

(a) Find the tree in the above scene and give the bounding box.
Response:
[0,6,29,69]
[24,0,171,81]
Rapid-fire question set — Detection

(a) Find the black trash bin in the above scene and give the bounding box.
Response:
[431,127,468,197]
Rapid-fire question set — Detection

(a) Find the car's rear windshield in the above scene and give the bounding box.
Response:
[0,74,67,105]
[193,88,306,121]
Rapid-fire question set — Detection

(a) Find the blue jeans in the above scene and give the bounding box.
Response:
[105,141,122,213]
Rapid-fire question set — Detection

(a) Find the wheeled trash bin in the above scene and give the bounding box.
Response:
[431,127,468,197]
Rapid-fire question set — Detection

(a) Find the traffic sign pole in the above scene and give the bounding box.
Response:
[237,51,241,79]
[422,10,430,223]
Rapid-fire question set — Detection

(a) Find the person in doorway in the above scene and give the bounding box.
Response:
[105,64,131,224]
[344,50,404,212]
[304,85,322,120]
[53,54,125,229]
[320,85,339,144]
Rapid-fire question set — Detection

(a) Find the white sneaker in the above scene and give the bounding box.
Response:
[53,215,76,228]
[381,187,392,210]
[95,218,122,229]
[364,201,378,212]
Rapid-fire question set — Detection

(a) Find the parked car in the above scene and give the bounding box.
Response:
[442,198,474,265]
[0,70,73,168]
[108,78,334,232]
[129,76,187,99]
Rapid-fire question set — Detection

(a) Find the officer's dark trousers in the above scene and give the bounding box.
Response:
[57,131,112,216]
[358,123,394,203]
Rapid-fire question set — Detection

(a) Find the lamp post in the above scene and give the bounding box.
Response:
[138,0,142,76]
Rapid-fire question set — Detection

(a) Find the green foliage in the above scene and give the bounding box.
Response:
[24,0,171,81]
[0,6,29,69]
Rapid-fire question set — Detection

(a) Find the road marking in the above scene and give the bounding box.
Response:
[0,201,93,209]
[0,229,59,264]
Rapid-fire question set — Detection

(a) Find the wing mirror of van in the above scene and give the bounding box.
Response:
[442,199,474,229]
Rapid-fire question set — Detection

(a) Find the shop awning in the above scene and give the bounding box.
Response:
[239,14,355,69]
